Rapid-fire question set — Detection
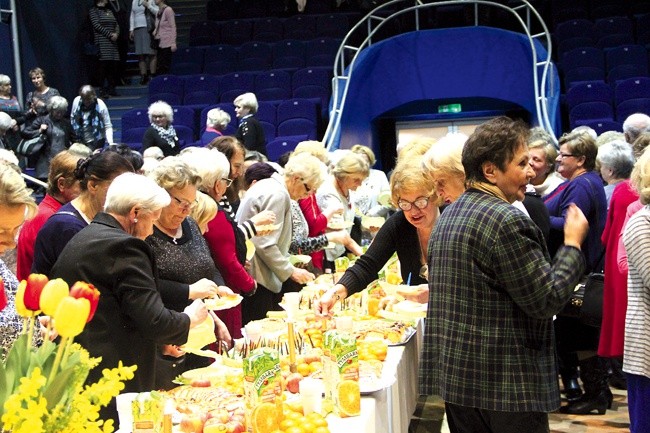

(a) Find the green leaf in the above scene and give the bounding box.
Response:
[5,334,28,391]
[0,361,7,426]
[43,366,76,411]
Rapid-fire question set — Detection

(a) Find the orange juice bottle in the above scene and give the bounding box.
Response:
[330,332,360,418]
[243,348,282,432]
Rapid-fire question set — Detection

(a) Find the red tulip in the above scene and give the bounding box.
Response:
[69,281,100,322]
[23,274,48,312]
[0,277,7,312]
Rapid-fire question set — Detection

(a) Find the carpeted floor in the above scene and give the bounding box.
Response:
[409,388,630,433]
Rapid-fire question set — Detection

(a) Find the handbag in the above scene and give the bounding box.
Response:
[150,37,160,50]
[145,7,156,33]
[561,272,604,327]
[16,134,47,157]
[83,42,100,57]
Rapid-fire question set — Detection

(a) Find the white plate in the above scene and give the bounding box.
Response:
[245,239,255,261]
[289,254,312,266]
[204,294,243,311]
[328,220,354,230]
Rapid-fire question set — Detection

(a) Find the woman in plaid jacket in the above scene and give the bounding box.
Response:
[420,117,589,433]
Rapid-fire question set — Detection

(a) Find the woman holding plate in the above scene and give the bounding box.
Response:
[317,155,440,315]
[145,156,232,389]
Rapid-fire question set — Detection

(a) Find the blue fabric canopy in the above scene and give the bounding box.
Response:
[332,26,560,151]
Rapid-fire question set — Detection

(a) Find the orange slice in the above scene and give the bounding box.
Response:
[252,402,280,433]
[337,379,360,416]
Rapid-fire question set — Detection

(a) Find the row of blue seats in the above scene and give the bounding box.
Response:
[171,38,341,75]
[555,15,650,44]
[550,1,650,27]
[189,14,356,46]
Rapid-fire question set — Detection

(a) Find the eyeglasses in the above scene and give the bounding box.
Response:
[397,196,431,211]
[221,178,233,187]
[151,114,166,119]
[301,178,312,193]
[170,194,197,211]
[558,152,576,159]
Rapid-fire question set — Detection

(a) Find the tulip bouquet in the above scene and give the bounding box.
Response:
[0,274,137,433]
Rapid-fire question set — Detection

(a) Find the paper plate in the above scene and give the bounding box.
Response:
[255,223,281,232]
[245,239,256,261]
[361,216,385,231]
[182,315,216,352]
[204,294,243,311]
[289,254,312,266]
[328,220,354,230]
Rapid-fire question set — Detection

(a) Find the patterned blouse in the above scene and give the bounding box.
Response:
[289,200,328,255]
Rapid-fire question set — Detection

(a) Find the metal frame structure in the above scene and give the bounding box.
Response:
[323,0,556,150]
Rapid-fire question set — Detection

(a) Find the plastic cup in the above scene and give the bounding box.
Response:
[299,377,323,415]
[244,322,262,343]
[334,256,349,273]
[116,392,138,431]
[283,292,301,310]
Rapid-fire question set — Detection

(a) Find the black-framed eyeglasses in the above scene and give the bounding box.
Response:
[397,196,431,211]
[170,194,196,211]
[221,178,233,187]
[558,152,576,159]
[300,178,312,193]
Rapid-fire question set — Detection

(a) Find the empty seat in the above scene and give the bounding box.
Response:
[273,40,306,70]
[564,67,606,89]
[594,16,633,40]
[253,17,284,42]
[174,125,196,145]
[292,67,331,90]
[171,106,196,130]
[266,135,308,162]
[580,119,622,135]
[259,120,276,141]
[149,75,184,99]
[183,90,218,106]
[615,77,650,105]
[569,101,615,128]
[204,44,238,65]
[561,47,605,72]
[121,108,151,132]
[220,20,253,45]
[305,38,341,67]
[256,101,277,125]
[557,37,595,59]
[277,98,319,124]
[616,98,650,121]
[596,33,635,50]
[121,127,148,152]
[284,15,316,40]
[316,14,349,38]
[566,81,613,108]
[219,72,256,102]
[606,45,648,74]
[555,19,596,43]
[189,21,220,46]
[184,74,220,96]
[255,70,292,101]
[171,47,206,74]
[170,63,202,76]
[277,118,317,140]
[149,92,182,105]
[607,64,647,84]
[239,41,272,64]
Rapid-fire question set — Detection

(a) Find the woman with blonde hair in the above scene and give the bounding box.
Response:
[350,144,390,217]
[234,92,265,156]
[0,163,39,357]
[316,151,369,267]
[421,133,467,205]
[190,190,218,234]
[317,155,440,314]
[527,128,564,198]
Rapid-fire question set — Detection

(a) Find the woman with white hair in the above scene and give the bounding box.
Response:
[201,108,231,146]
[597,140,636,207]
[0,74,23,150]
[236,152,322,323]
[50,172,208,423]
[181,147,255,338]
[142,100,179,157]
[234,92,266,156]
[145,155,232,389]
[22,95,77,181]
[316,151,369,267]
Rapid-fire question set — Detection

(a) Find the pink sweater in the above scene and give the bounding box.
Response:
[154,6,176,49]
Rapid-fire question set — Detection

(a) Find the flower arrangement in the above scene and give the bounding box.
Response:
[0,274,137,433]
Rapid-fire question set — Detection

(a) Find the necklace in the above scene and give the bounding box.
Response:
[157,224,182,244]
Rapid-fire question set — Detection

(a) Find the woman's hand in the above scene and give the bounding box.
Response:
[323,206,343,221]
[397,284,429,304]
[290,267,314,284]
[129,31,134,41]
[325,229,350,245]
[110,32,118,42]
[184,299,208,327]
[217,285,235,297]
[38,316,58,341]
[250,210,276,227]
[189,278,218,300]
[315,284,346,316]
[212,312,232,349]
[39,124,48,133]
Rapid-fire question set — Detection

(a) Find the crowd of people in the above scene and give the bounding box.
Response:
[1,65,650,431]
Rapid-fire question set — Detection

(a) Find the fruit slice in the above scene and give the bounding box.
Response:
[336,380,360,416]
[252,402,280,433]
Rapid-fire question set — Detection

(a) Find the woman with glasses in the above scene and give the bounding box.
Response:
[142,100,179,157]
[145,156,232,389]
[317,155,440,314]
[543,130,610,416]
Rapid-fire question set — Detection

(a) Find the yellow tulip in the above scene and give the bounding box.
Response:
[53,297,90,338]
[39,278,70,316]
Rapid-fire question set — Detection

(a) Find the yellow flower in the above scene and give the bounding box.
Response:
[53,296,90,338]
[39,278,69,316]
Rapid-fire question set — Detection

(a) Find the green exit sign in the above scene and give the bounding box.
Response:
[438,103,462,113]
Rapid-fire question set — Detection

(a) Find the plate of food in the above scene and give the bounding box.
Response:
[289,254,312,267]
[361,216,385,231]
[255,223,281,232]
[204,294,243,311]
[328,220,354,230]
[245,239,255,261]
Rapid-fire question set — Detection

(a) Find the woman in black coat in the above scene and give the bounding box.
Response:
[142,100,179,157]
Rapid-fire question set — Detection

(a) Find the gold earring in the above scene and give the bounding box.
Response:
[134,218,138,223]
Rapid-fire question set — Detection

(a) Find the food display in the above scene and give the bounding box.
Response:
[204,294,243,311]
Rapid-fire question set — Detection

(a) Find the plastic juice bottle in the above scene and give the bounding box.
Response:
[243,348,282,432]
[331,331,361,418]
[322,330,336,408]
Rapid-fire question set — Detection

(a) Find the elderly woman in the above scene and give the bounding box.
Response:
[236,153,323,323]
[16,151,82,280]
[419,116,588,433]
[316,151,369,267]
[0,74,23,150]
[201,108,231,146]
[89,0,121,97]
[142,100,179,157]
[50,172,208,423]
[421,134,467,204]
[181,147,256,338]
[622,148,650,433]
[22,96,77,181]
[543,130,609,415]
[146,156,232,388]
[234,92,266,156]
[317,155,440,314]
[0,163,39,358]
[528,127,564,198]
[597,140,635,207]
[350,144,390,217]
[32,151,134,276]
[24,67,60,122]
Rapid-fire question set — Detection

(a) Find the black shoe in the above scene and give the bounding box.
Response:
[563,379,583,403]
[558,388,612,415]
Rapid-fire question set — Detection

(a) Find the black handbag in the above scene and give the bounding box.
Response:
[16,134,47,156]
[145,8,156,33]
[561,272,604,327]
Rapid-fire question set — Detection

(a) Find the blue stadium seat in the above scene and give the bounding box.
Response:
[564,67,606,89]
[266,135,308,162]
[272,40,306,70]
[259,120,276,141]
[149,92,182,106]
[149,75,184,99]
[253,17,284,42]
[561,47,605,72]
[292,67,331,90]
[596,33,635,50]
[566,81,613,108]
[554,19,595,43]
[189,21,220,46]
[219,72,256,102]
[171,47,206,75]
[255,70,292,101]
[594,16,633,40]
[616,98,650,121]
[121,108,151,132]
[557,37,595,59]
[121,127,148,152]
[316,14,349,38]
[203,45,238,75]
[605,45,648,75]
[305,38,341,67]
[284,15,316,40]
[615,77,650,105]
[580,119,622,135]
[174,125,196,145]
[569,101,615,129]
[607,65,647,85]
[171,106,195,130]
[220,20,253,45]
[256,101,277,125]
[277,98,319,124]
[183,90,218,106]
[184,74,220,96]
[238,42,273,71]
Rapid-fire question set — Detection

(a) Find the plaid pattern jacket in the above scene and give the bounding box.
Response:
[419,189,585,412]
